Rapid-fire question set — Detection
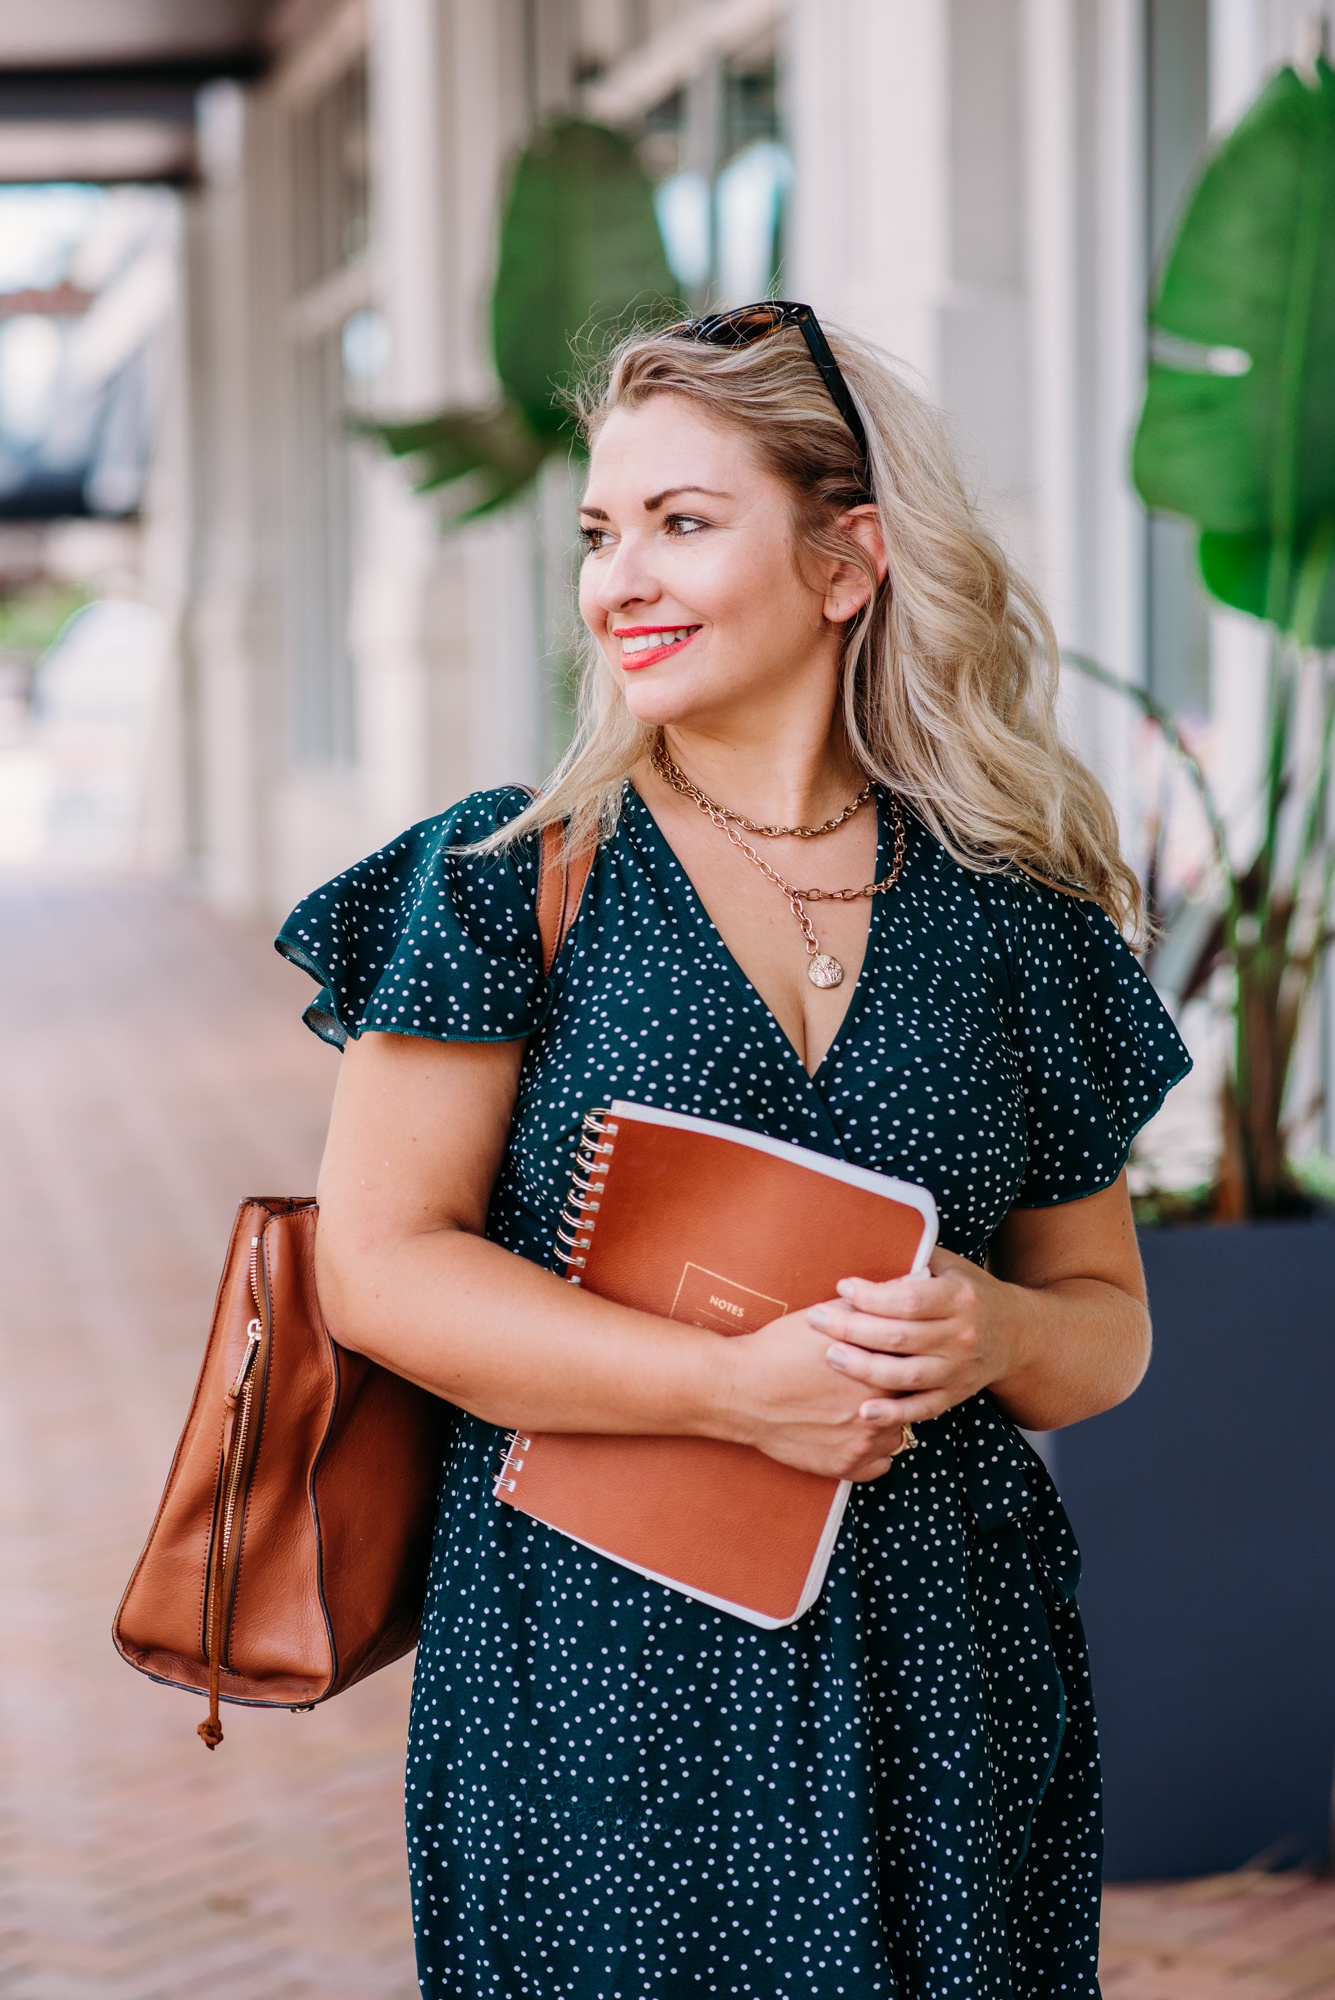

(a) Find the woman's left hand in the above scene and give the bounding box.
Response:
[806,1179,1152,1435]
[806,1249,1028,1428]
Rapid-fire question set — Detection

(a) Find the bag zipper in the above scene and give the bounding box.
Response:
[198,1230,268,1748]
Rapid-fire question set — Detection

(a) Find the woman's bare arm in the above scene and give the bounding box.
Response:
[803,1175,1151,1433]
[313,1031,909,1480]
[980,1182,1150,1426]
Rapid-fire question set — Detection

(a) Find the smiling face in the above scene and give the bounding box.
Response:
[578,393,850,740]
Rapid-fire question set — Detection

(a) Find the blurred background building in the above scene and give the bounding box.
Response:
[0,0,1329,1162]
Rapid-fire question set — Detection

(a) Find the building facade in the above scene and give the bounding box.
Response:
[143,0,1326,1166]
[167,0,1325,908]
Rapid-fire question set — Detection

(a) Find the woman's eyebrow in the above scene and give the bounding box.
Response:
[643,486,731,510]
[578,486,733,520]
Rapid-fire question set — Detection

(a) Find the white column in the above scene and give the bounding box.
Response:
[783,0,851,321]
[442,0,520,402]
[787,0,949,383]
[463,507,543,792]
[375,0,447,404]
[788,0,1036,548]
[792,0,1146,811]
[941,0,1030,557]
[1023,0,1082,644]
[354,0,450,846]
[1021,0,1106,820]
[1024,0,1147,820]
[351,0,550,855]
[1210,0,1264,132]
[444,0,545,795]
[134,197,192,874]
[1088,0,1148,827]
[189,80,283,913]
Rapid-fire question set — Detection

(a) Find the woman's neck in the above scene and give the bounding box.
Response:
[654,720,865,828]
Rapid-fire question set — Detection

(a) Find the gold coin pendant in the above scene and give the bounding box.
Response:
[807,954,845,989]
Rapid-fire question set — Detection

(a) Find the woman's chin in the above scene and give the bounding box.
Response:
[618,674,711,729]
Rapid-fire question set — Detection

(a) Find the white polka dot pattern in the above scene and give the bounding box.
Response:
[277,784,1188,1999]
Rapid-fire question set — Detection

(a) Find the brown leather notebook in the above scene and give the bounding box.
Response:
[494,1102,937,1628]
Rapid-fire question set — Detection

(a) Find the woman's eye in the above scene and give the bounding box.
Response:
[664,514,709,537]
[579,526,611,553]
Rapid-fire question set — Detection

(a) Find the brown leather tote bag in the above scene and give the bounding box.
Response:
[113,818,593,1748]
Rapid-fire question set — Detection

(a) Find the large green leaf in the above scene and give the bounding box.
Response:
[1132,58,1335,642]
[358,402,553,520]
[492,119,680,437]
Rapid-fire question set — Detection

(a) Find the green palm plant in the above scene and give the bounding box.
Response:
[362,119,680,518]
[1078,55,1335,1218]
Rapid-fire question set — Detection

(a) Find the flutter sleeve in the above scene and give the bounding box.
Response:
[273,787,549,1049]
[979,873,1191,1207]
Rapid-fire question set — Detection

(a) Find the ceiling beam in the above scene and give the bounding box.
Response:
[0,119,195,183]
[582,0,787,125]
[0,60,265,124]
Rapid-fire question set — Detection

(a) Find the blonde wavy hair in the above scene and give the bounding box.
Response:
[490,317,1142,939]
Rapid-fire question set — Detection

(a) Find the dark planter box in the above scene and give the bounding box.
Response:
[1052,1218,1335,1881]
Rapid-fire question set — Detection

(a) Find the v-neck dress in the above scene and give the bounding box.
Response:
[277,782,1189,2000]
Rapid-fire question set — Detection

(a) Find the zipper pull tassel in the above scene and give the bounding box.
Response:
[227,1320,264,1407]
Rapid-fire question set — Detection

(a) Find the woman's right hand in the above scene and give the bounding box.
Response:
[317,1035,920,1465]
[712,1308,912,1481]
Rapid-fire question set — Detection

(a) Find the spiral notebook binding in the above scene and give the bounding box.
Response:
[494,1430,533,1496]
[553,1107,617,1284]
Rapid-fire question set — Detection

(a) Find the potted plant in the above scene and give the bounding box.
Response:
[1055,58,1335,1883]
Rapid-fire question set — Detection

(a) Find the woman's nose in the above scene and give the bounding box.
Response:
[596,537,660,612]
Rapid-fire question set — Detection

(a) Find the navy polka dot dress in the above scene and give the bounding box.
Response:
[277,782,1189,2000]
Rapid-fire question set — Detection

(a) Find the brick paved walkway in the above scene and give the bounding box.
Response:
[1101,1873,1335,1997]
[0,876,417,2000]
[2,873,1332,2000]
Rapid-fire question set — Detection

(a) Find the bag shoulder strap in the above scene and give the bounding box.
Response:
[521,790,595,976]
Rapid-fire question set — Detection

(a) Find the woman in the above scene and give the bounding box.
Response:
[278,305,1188,1999]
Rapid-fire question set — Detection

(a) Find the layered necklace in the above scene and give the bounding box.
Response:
[652,736,907,988]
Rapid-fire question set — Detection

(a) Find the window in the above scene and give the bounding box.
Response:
[640,39,790,313]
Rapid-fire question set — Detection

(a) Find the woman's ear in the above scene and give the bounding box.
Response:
[823,504,889,623]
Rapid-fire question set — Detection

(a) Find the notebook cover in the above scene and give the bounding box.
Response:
[495,1102,937,1627]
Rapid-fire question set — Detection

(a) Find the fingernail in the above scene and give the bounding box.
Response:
[836,1279,857,1298]
[826,1349,847,1372]
[807,1307,829,1330]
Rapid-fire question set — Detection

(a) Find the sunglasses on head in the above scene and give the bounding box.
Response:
[663,300,870,480]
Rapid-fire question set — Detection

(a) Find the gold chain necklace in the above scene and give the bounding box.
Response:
[654,743,873,838]
[653,738,908,989]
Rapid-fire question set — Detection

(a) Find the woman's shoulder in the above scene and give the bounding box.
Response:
[333,785,536,873]
[899,816,1189,1204]
[274,786,548,1048]
[288,785,538,915]
[904,807,1129,960]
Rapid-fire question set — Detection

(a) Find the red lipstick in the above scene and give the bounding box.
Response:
[612,625,701,671]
